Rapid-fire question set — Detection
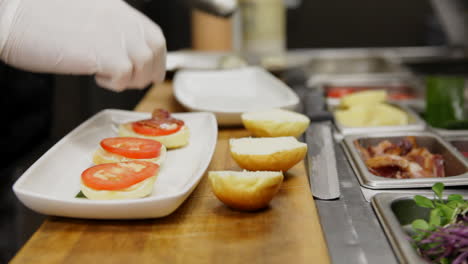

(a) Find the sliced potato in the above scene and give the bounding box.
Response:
[335,103,409,127]
[340,90,387,108]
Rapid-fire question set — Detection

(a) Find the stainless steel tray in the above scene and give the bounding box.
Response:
[305,55,413,88]
[340,142,445,202]
[410,107,468,137]
[334,104,426,136]
[320,77,426,112]
[371,192,468,264]
[343,131,468,189]
[307,72,414,90]
[307,56,403,74]
[447,137,468,158]
[429,126,468,137]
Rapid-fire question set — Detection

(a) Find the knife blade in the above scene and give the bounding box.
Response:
[166,51,228,71]
[305,122,341,200]
[166,50,280,71]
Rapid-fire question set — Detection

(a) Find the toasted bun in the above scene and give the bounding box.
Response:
[118,123,189,149]
[230,137,307,171]
[80,175,157,200]
[208,170,283,211]
[92,144,167,165]
[241,108,310,137]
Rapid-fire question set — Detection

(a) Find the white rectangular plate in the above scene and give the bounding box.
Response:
[173,66,299,125]
[13,109,217,219]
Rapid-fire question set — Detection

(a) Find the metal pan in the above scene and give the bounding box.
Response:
[307,72,414,90]
[307,56,403,75]
[410,107,468,137]
[340,142,455,201]
[343,131,468,189]
[305,55,413,88]
[371,192,468,264]
[429,126,468,137]
[319,77,425,111]
[334,104,426,136]
[447,137,468,159]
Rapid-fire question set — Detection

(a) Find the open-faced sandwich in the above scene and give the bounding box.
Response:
[93,137,166,165]
[80,161,159,200]
[118,109,189,149]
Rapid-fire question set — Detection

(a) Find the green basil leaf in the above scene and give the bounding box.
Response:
[429,208,442,227]
[412,219,429,231]
[75,191,87,198]
[448,194,463,201]
[446,200,461,209]
[438,204,455,225]
[414,195,435,208]
[440,257,449,264]
[432,182,444,200]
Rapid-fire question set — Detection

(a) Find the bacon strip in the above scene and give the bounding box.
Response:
[355,136,446,179]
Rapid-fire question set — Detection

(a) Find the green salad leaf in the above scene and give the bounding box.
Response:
[410,182,468,264]
[412,219,430,231]
[448,194,463,202]
[414,195,435,208]
[75,191,87,198]
[429,208,442,227]
[432,182,444,200]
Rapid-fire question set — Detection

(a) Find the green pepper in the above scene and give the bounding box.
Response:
[425,76,465,129]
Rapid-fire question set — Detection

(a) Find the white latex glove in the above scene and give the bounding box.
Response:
[0,0,166,92]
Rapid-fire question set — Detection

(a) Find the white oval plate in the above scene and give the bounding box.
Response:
[12,109,217,219]
[173,66,300,125]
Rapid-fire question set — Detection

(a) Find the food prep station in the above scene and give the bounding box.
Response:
[8,48,468,263]
[286,48,468,263]
[4,0,468,262]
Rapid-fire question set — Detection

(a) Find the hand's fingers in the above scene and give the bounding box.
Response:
[94,58,133,92]
[151,43,166,85]
[144,20,166,84]
[128,45,154,89]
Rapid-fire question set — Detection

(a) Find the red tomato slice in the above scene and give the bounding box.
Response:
[131,109,185,136]
[326,87,360,98]
[100,137,162,159]
[81,161,159,191]
[461,151,468,158]
[132,120,183,136]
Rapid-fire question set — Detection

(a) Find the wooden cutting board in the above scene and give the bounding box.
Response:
[10,82,330,264]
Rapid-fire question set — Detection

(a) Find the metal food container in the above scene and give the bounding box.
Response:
[429,126,468,137]
[448,137,468,159]
[410,107,468,137]
[322,78,425,112]
[343,131,468,189]
[371,192,468,264]
[308,56,403,74]
[306,56,413,88]
[334,104,426,136]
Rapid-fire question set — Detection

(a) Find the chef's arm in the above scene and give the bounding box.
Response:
[0,0,166,92]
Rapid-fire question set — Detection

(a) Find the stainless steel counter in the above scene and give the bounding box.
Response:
[314,143,397,264]
[294,46,468,263]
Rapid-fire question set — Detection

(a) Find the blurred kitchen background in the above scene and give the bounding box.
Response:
[1,0,467,262]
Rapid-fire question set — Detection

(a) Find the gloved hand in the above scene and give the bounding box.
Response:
[0,0,166,92]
